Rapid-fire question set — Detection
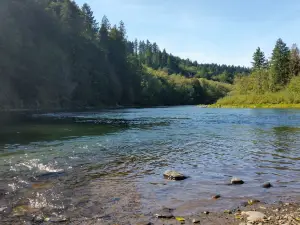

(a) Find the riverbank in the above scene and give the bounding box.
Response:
[208,103,300,109]
[144,200,300,225]
[2,199,300,224]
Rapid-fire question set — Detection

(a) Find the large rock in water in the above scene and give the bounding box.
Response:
[163,170,187,180]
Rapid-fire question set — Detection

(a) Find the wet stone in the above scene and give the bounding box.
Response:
[231,177,244,185]
[212,194,221,199]
[154,208,174,218]
[50,215,68,222]
[192,217,201,223]
[262,182,272,188]
[248,199,260,205]
[163,170,187,180]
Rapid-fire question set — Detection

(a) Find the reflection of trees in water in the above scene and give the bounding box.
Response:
[272,126,300,152]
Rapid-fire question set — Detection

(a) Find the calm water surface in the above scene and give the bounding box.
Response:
[1,106,300,224]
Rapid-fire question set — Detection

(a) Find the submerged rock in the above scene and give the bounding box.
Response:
[231,177,244,185]
[163,170,187,180]
[262,182,272,188]
[212,194,221,199]
[154,208,174,218]
[50,215,69,222]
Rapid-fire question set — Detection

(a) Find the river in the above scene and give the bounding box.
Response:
[1,106,300,224]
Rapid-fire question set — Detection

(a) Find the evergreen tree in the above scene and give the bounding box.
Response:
[289,44,300,76]
[269,38,290,90]
[81,3,98,39]
[252,47,267,70]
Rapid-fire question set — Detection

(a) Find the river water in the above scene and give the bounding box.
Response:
[1,106,300,224]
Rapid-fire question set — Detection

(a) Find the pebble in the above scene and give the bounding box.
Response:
[50,215,68,222]
[212,194,221,199]
[262,182,272,188]
[154,208,174,218]
[192,218,201,223]
[231,177,244,185]
[248,199,260,205]
[163,170,187,180]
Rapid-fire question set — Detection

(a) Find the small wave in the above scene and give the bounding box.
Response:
[16,159,63,173]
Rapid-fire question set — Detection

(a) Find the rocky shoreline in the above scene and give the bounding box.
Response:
[1,171,300,225]
[135,201,300,225]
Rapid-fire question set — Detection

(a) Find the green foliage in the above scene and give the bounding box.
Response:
[215,38,300,108]
[140,67,231,106]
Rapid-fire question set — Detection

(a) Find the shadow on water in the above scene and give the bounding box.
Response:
[0,112,171,149]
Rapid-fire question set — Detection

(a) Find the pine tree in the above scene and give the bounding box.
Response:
[252,47,267,70]
[269,38,290,90]
[98,15,110,54]
[289,44,300,76]
[81,3,98,39]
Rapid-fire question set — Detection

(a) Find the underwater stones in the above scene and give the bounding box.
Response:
[163,170,187,180]
[231,177,244,185]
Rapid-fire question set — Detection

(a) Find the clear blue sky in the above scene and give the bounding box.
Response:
[75,0,300,66]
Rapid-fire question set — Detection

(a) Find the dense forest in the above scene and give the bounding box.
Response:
[216,39,300,107]
[0,0,246,110]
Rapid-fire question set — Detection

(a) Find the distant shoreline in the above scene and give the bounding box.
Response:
[206,104,300,109]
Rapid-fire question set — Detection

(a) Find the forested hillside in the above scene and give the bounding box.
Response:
[215,39,300,107]
[129,40,249,82]
[0,0,239,110]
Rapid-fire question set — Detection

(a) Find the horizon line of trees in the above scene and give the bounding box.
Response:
[127,39,250,83]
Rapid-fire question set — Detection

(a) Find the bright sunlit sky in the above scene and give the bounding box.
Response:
[75,0,300,66]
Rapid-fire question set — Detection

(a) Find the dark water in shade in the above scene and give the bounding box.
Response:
[1,106,300,224]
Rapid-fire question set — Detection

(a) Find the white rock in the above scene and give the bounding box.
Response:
[241,211,266,222]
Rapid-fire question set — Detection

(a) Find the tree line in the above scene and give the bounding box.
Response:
[0,0,238,110]
[216,39,300,106]
[128,39,250,83]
